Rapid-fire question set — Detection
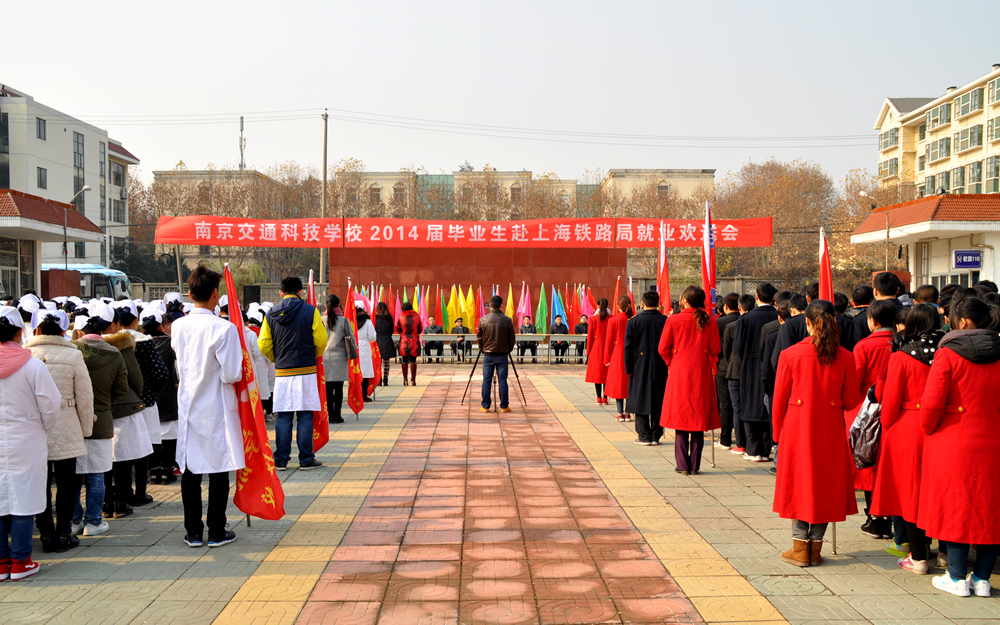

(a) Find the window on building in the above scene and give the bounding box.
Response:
[926,103,952,130]
[986,156,999,193]
[878,158,899,179]
[392,182,406,205]
[199,245,211,256]
[954,125,984,152]
[558,192,569,207]
[954,88,984,118]
[74,242,85,258]
[72,132,85,213]
[989,117,1000,142]
[918,155,927,172]
[951,166,965,193]
[657,182,670,198]
[19,239,34,294]
[111,162,125,187]
[879,128,899,150]
[926,137,951,163]
[36,117,46,140]
[36,167,47,189]
[345,186,356,203]
[968,161,984,193]
[112,200,125,223]
[486,183,499,204]
[461,184,472,203]
[369,184,381,204]
[938,170,950,192]
[509,183,521,204]
[990,77,1000,105]
[924,175,935,197]
[919,124,927,141]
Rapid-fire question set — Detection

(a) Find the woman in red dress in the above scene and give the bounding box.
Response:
[772,300,861,567]
[585,298,611,405]
[918,296,1000,597]
[658,286,720,474]
[872,303,942,575]
[393,302,423,386]
[603,295,634,422]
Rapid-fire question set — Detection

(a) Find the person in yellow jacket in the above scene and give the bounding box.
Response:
[257,277,327,470]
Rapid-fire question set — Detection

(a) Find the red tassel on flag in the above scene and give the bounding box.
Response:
[224,264,285,520]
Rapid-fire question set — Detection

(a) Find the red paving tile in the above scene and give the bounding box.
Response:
[298,376,703,625]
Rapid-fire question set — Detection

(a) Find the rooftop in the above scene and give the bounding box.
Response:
[852,194,1000,237]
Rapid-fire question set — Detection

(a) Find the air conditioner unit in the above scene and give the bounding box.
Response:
[120,187,128,200]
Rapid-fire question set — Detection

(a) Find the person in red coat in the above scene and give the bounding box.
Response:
[393,302,422,386]
[585,298,612,405]
[918,296,1000,597]
[772,300,862,567]
[872,304,943,575]
[658,286,720,474]
[603,296,634,422]
[847,299,897,540]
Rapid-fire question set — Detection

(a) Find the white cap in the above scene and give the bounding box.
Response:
[42,301,57,310]
[86,300,115,323]
[17,296,39,314]
[149,300,166,313]
[133,298,144,307]
[53,296,68,304]
[112,299,139,319]
[0,306,25,330]
[164,292,182,306]
[182,302,194,314]
[31,309,70,332]
[248,311,263,324]
[139,307,163,324]
[73,315,90,331]
[261,301,274,312]
[19,293,40,305]
[219,294,229,308]
[68,296,83,306]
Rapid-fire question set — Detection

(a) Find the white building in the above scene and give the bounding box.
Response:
[0,84,138,270]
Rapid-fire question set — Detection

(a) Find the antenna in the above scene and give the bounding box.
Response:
[239,116,246,171]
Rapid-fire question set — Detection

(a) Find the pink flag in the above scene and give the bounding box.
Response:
[517,281,532,321]
[394,294,403,321]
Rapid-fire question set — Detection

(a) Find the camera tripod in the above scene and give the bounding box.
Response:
[460,351,527,409]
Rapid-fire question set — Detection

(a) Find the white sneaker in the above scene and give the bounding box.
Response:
[83,521,110,536]
[969,574,991,597]
[932,573,970,597]
[70,521,85,536]
[743,453,762,462]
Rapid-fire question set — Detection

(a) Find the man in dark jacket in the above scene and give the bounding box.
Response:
[724,295,754,453]
[517,316,537,363]
[450,318,470,362]
[733,282,778,462]
[574,315,588,363]
[624,292,668,446]
[259,276,327,471]
[549,315,569,363]
[423,317,444,363]
[477,296,516,412]
[714,293,740,448]
[852,273,903,345]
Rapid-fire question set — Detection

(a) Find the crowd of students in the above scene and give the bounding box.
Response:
[582,273,1000,598]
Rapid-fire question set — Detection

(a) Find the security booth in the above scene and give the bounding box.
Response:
[850,194,1000,290]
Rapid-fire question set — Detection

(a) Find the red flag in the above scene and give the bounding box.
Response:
[613,277,620,310]
[307,270,329,452]
[570,286,581,327]
[371,342,382,387]
[586,287,597,312]
[345,281,365,415]
[658,220,672,314]
[819,227,834,303]
[701,201,717,311]
[387,285,394,321]
[476,287,485,326]
[224,265,285,520]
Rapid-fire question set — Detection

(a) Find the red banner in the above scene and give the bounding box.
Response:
[154,215,772,248]
[225,265,285,521]
[306,271,330,452]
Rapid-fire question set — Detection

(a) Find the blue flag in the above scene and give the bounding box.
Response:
[550,285,567,327]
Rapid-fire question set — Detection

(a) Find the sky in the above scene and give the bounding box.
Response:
[5,0,999,186]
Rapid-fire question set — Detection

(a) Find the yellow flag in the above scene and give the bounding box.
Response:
[447,285,459,326]
[505,283,514,319]
[466,285,476,329]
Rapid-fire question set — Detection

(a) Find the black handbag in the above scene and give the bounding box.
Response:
[849,391,882,469]
[342,319,359,360]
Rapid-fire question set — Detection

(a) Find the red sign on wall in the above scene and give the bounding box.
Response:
[154,216,773,249]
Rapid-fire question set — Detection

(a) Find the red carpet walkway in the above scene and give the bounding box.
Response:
[296,377,702,624]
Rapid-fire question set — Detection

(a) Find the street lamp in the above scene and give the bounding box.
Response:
[65,186,91,271]
[859,191,888,271]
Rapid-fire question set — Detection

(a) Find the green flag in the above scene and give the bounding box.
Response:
[534,282,548,332]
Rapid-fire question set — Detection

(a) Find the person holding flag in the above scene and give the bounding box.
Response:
[170,266,244,548]
[257,277,328,471]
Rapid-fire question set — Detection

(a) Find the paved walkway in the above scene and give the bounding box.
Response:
[4,366,998,624]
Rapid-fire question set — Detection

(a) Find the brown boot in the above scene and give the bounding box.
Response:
[809,540,823,566]
[781,539,810,567]
[401,363,408,386]
[409,362,417,385]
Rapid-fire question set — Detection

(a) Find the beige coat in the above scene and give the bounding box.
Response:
[26,335,96,461]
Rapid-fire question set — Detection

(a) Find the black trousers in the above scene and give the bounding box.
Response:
[744,420,772,458]
[551,343,568,361]
[35,457,78,539]
[716,373,734,446]
[517,344,537,361]
[106,460,140,506]
[451,342,469,359]
[423,343,443,359]
[575,343,585,360]
[635,414,663,443]
[326,381,344,421]
[181,470,229,540]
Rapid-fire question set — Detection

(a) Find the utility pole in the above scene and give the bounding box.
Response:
[320,109,328,285]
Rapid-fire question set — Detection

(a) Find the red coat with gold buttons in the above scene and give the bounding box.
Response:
[846,330,894,491]
[772,338,862,524]
[585,313,611,385]
[603,312,630,400]
[657,308,721,432]
[871,351,930,520]
[918,345,1000,544]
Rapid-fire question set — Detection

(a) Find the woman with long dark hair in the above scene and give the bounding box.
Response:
[585,298,611,404]
[872,303,942,575]
[772,300,861,567]
[919,297,1000,596]
[323,295,356,424]
[658,286,720,475]
[373,302,396,386]
[603,295,634,422]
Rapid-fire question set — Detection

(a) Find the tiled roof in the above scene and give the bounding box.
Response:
[852,194,1000,236]
[0,189,103,234]
[887,97,935,114]
[108,142,139,163]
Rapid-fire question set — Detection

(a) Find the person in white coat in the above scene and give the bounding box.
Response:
[356,308,377,401]
[0,307,60,581]
[170,267,243,548]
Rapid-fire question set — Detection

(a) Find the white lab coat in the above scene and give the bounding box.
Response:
[245,327,271,400]
[171,308,245,475]
[357,319,376,379]
[0,355,61,516]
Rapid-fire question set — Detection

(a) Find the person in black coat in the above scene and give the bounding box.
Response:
[714,293,740,448]
[733,282,778,461]
[723,295,753,452]
[146,313,178,485]
[852,273,903,345]
[624,292,669,446]
[450,317,471,362]
[549,316,570,363]
[373,303,396,385]
[574,315,588,363]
